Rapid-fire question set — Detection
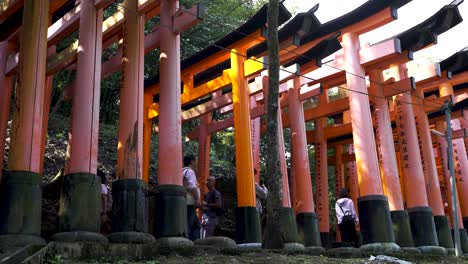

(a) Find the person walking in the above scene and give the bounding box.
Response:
[335,188,359,246]
[201,176,223,238]
[183,155,201,241]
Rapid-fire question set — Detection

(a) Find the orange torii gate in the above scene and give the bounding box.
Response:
[0,0,201,246]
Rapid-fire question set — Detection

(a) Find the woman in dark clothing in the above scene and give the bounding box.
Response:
[335,188,359,246]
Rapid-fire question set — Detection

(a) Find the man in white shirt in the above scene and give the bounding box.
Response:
[183,155,201,240]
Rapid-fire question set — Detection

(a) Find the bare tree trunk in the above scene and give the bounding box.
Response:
[264,0,284,249]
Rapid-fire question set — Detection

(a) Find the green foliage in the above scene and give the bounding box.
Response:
[45,254,65,264]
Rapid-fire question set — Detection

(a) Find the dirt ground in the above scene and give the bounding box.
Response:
[48,252,468,264]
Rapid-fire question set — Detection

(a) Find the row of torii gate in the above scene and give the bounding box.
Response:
[1,0,468,253]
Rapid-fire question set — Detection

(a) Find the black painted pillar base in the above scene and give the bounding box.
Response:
[434,215,454,248]
[53,173,107,243]
[296,212,322,247]
[320,232,330,249]
[107,179,155,243]
[0,171,45,246]
[451,228,468,253]
[357,195,395,244]
[278,207,300,243]
[463,217,468,231]
[235,206,261,244]
[390,210,415,247]
[154,185,187,238]
[407,206,439,247]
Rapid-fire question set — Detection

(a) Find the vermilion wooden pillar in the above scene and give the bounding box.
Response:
[439,83,468,252]
[154,0,188,239]
[346,144,359,233]
[0,42,14,181]
[392,64,442,251]
[198,114,212,199]
[342,32,395,248]
[368,69,414,248]
[435,120,463,229]
[251,97,261,184]
[53,0,106,242]
[335,145,344,242]
[0,0,49,246]
[287,77,322,247]
[108,0,154,243]
[315,117,330,247]
[231,48,260,244]
[413,83,452,249]
[39,47,56,174]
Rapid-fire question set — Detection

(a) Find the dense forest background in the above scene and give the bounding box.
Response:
[2,0,341,238]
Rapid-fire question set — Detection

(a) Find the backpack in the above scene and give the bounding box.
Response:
[338,205,354,223]
[208,190,225,216]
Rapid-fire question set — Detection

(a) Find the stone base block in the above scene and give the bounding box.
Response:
[155,237,193,248]
[359,242,400,254]
[408,207,439,247]
[400,247,421,254]
[0,171,42,236]
[236,243,262,249]
[327,247,361,257]
[296,212,321,247]
[235,207,261,244]
[0,234,46,248]
[357,195,395,244]
[284,243,305,251]
[434,215,454,248]
[417,245,447,255]
[154,185,187,238]
[390,210,415,247]
[304,246,325,255]
[194,236,236,248]
[107,232,155,244]
[51,231,108,243]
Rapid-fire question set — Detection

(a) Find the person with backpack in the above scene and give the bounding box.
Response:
[201,176,223,238]
[183,155,201,241]
[335,188,359,246]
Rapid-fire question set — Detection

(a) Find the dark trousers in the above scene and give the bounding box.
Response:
[339,220,358,246]
[187,205,200,241]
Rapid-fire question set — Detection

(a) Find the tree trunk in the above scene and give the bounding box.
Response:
[264,0,284,249]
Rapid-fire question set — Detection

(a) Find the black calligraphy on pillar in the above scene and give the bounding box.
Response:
[395,100,409,169]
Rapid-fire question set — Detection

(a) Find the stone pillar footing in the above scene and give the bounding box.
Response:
[0,171,42,236]
[235,206,261,244]
[58,173,101,233]
[193,236,236,248]
[51,231,108,243]
[434,215,454,248]
[417,246,447,255]
[296,212,322,247]
[390,210,415,247]
[107,232,155,243]
[408,206,439,247]
[154,185,187,238]
[359,242,400,254]
[109,179,154,243]
[278,207,300,243]
[400,247,421,254]
[357,195,395,244]
[155,237,193,248]
[0,234,46,248]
